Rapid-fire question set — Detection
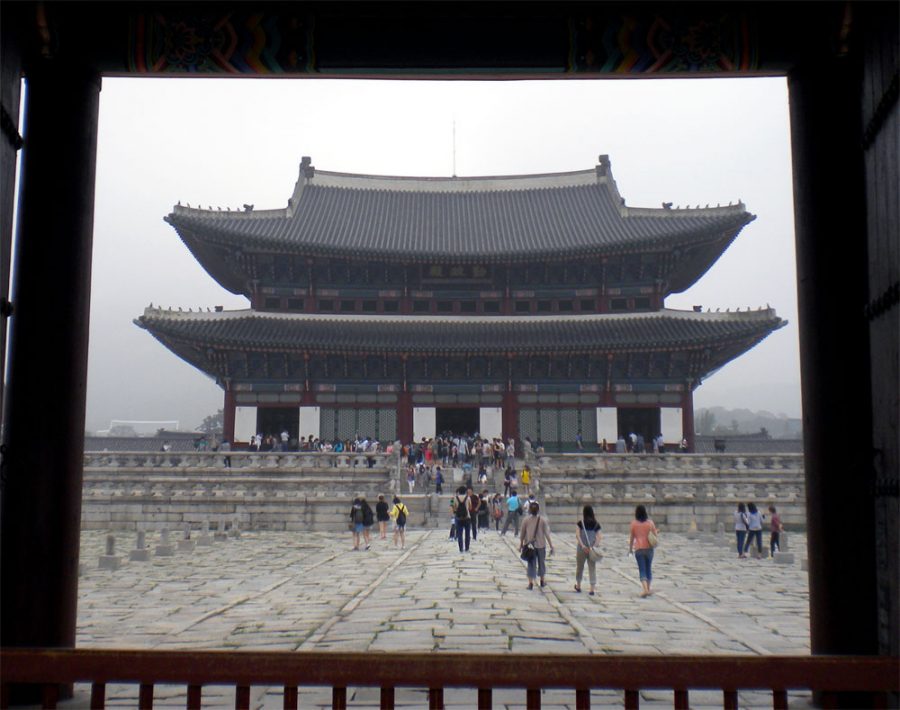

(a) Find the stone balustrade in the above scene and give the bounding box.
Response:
[81,450,807,532]
[83,450,400,471]
[535,452,804,474]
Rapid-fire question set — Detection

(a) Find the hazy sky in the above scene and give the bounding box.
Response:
[84,76,800,433]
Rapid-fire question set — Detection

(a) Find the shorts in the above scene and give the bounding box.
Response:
[353,523,364,533]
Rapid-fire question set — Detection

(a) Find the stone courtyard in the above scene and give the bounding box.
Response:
[65,524,812,708]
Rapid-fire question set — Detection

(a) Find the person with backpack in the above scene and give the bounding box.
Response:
[390,495,409,549]
[349,497,365,550]
[452,486,472,552]
[490,493,504,531]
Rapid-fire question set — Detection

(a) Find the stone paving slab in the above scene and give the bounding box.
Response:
[57,527,815,707]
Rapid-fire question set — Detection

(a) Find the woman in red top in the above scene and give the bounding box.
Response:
[628,504,659,598]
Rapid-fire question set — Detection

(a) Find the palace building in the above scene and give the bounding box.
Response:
[137,155,784,451]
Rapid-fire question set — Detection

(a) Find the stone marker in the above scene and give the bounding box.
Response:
[98,534,122,570]
[155,527,175,556]
[197,520,213,546]
[685,516,699,539]
[130,530,151,561]
[178,523,196,552]
[779,532,789,551]
[228,518,241,539]
[214,520,229,541]
[774,551,795,565]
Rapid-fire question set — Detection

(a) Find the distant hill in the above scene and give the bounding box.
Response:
[695,406,802,439]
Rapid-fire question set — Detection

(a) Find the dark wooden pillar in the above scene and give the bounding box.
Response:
[223,387,236,443]
[788,57,879,661]
[681,388,695,453]
[0,58,101,683]
[501,389,519,448]
[397,391,413,443]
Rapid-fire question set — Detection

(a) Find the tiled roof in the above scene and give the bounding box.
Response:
[136,307,785,355]
[166,158,753,263]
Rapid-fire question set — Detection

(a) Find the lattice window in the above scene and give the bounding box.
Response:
[357,409,378,439]
[337,409,356,440]
[519,409,538,444]
[580,408,597,443]
[378,408,397,442]
[540,409,559,443]
[319,408,336,441]
[559,409,579,443]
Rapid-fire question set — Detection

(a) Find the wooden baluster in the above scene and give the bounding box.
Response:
[477,687,492,709]
[380,686,394,709]
[772,689,788,710]
[41,683,59,709]
[1,682,9,709]
[90,681,106,709]
[723,689,738,710]
[428,687,443,709]
[235,684,250,709]
[186,684,201,709]
[673,689,689,709]
[526,687,541,709]
[575,687,590,710]
[332,686,347,710]
[624,689,639,710]
[283,685,298,710]
[138,683,154,709]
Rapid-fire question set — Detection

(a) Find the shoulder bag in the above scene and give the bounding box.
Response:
[647,527,659,548]
[520,519,537,561]
[580,523,603,562]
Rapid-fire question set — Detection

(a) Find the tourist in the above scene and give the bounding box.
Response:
[734,502,749,558]
[628,504,659,597]
[452,486,472,552]
[679,438,688,453]
[219,439,231,468]
[769,505,783,555]
[503,466,514,497]
[360,495,374,550]
[500,488,521,536]
[467,486,481,541]
[490,493,504,531]
[375,494,390,539]
[521,465,532,495]
[743,502,764,557]
[575,431,584,450]
[390,495,409,548]
[349,497,365,550]
[519,501,553,590]
[615,435,627,453]
[434,466,444,494]
[406,465,416,494]
[574,505,602,595]
[478,462,488,485]
[506,438,516,468]
[280,429,289,451]
[477,490,491,530]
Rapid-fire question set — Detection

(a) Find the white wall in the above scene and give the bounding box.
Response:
[596,407,618,443]
[299,406,320,439]
[479,407,503,440]
[660,407,683,444]
[233,406,257,443]
[413,407,436,441]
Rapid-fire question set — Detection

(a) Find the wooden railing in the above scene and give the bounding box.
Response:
[1,649,897,709]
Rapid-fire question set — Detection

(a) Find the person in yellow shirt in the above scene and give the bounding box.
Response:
[389,495,410,549]
[521,465,532,495]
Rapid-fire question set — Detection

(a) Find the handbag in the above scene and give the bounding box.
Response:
[580,524,603,562]
[648,529,659,548]
[520,519,538,561]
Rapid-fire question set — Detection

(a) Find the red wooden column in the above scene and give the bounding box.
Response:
[681,387,695,452]
[502,389,519,448]
[0,58,101,702]
[397,356,413,442]
[223,387,236,443]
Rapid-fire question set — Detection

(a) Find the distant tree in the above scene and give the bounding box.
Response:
[696,410,717,435]
[730,419,740,433]
[199,409,224,435]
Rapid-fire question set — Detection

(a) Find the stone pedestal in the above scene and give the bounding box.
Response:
[155,529,175,557]
[775,551,796,565]
[98,555,121,571]
[130,531,151,561]
[197,521,213,546]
